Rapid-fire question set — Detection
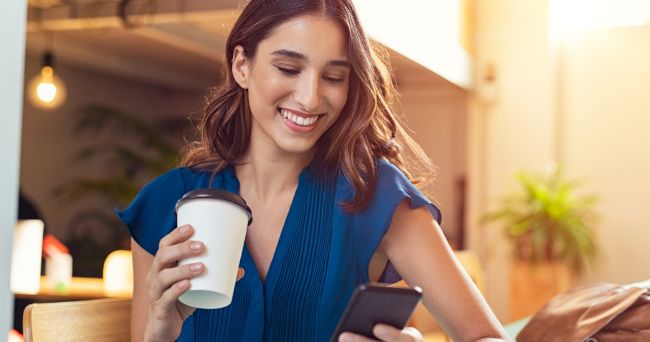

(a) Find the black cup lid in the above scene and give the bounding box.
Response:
[175,189,253,226]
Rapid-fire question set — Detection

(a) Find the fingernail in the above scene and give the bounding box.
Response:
[190,263,203,271]
[374,325,389,339]
[191,242,202,250]
[176,280,189,289]
[180,225,190,233]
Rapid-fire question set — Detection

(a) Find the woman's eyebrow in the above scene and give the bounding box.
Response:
[271,49,351,68]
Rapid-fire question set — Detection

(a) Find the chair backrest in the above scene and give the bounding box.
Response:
[23,298,131,342]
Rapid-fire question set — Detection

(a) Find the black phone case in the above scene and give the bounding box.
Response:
[329,283,422,342]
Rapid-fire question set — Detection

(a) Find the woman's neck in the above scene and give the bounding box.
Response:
[235,143,313,200]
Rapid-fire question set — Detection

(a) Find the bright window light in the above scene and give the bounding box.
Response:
[550,0,650,39]
[352,0,471,88]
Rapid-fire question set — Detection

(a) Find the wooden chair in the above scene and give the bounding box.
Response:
[23,298,131,342]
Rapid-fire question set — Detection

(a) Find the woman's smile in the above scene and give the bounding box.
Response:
[278,107,324,133]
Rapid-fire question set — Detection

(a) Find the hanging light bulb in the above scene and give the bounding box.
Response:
[27,51,67,110]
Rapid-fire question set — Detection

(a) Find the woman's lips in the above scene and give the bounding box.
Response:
[278,108,323,133]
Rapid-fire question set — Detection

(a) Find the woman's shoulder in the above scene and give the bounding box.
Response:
[143,166,217,190]
[155,165,213,180]
[126,166,222,211]
[336,158,415,193]
[338,158,441,223]
[343,159,442,283]
[146,167,187,186]
[116,166,220,255]
[375,158,409,185]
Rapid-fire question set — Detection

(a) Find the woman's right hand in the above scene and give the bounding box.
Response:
[143,224,245,342]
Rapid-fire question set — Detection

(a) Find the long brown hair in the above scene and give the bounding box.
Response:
[182,0,434,212]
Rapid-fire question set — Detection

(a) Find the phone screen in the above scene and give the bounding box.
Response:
[330,283,422,342]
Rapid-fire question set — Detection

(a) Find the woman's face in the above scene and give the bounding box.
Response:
[232,15,350,157]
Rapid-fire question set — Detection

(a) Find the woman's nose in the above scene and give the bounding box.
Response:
[293,73,322,112]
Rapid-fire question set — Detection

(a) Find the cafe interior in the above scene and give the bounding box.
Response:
[2,0,650,341]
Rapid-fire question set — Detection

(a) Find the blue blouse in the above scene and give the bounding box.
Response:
[117,159,441,342]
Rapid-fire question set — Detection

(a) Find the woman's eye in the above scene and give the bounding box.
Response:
[324,76,345,84]
[276,66,299,75]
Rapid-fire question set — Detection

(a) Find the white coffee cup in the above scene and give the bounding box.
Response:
[175,189,252,309]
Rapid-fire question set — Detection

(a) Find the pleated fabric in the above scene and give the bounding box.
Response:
[264,171,335,341]
[116,160,441,342]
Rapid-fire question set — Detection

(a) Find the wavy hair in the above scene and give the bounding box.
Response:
[182,0,434,212]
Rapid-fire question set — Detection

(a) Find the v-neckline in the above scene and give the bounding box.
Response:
[223,165,310,289]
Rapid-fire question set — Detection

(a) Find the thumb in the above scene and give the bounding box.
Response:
[236,267,245,281]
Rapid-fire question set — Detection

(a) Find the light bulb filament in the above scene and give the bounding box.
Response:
[36,82,57,103]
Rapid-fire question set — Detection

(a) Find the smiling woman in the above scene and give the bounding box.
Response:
[228,15,350,155]
[181,0,428,213]
[117,1,509,342]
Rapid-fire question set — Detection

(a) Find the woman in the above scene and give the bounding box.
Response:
[118,0,509,341]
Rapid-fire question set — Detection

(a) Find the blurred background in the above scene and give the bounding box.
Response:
[2,0,650,340]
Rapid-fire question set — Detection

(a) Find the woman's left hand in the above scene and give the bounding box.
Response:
[339,324,423,342]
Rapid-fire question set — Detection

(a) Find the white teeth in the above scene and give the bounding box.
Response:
[280,109,319,127]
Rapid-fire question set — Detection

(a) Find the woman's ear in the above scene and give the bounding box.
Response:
[231,45,250,89]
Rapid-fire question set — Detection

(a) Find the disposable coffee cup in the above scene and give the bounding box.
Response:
[175,188,252,309]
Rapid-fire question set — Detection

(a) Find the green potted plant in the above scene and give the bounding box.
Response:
[483,164,600,319]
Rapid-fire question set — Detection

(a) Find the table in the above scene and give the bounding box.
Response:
[14,276,131,301]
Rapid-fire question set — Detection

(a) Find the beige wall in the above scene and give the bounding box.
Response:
[470,0,650,321]
[398,83,467,247]
[469,0,555,320]
[560,26,650,285]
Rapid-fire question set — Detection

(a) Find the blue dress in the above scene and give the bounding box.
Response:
[116,159,441,341]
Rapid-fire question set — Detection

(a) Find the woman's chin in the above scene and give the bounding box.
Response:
[276,139,317,156]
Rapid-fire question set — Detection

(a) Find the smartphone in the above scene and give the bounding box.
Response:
[330,283,423,342]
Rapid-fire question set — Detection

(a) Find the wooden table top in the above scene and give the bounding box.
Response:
[14,276,131,301]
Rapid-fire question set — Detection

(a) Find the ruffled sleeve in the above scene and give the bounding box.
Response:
[115,168,187,255]
[354,159,442,283]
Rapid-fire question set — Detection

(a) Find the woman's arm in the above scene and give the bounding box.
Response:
[132,239,154,342]
[380,200,510,342]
